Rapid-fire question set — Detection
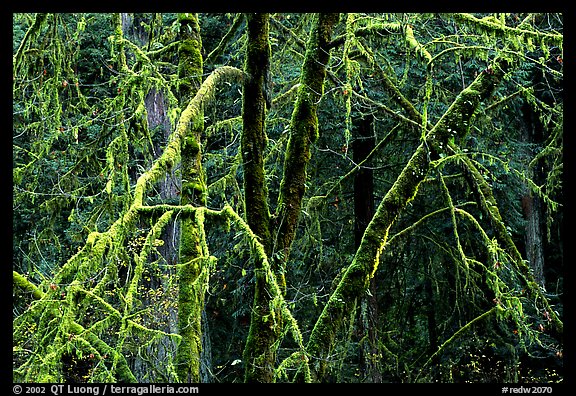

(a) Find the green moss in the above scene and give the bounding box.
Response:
[13,271,44,300]
[183,135,201,155]
[174,13,208,383]
[276,13,339,270]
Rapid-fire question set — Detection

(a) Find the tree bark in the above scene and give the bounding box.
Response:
[240,13,279,383]
[353,116,381,383]
[520,102,545,287]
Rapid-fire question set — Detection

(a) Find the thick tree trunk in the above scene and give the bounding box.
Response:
[240,13,279,383]
[174,12,208,383]
[275,13,340,281]
[520,102,545,287]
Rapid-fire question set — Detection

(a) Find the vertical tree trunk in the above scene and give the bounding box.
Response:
[275,13,340,285]
[240,13,279,383]
[174,12,207,383]
[424,257,439,381]
[119,13,182,380]
[520,103,545,287]
[521,193,545,286]
[353,116,381,383]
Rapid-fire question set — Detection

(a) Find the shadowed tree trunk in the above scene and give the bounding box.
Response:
[520,102,545,287]
[240,13,278,383]
[353,116,381,383]
[274,13,340,285]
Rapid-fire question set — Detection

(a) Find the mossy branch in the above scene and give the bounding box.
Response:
[453,13,563,50]
[302,56,511,382]
[13,13,49,76]
[222,205,308,380]
[13,270,44,300]
[205,13,245,64]
[133,65,244,206]
[275,13,339,266]
[415,307,499,381]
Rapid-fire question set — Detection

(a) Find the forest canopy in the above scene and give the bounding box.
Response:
[12,12,563,383]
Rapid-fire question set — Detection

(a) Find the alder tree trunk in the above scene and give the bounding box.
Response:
[241,13,279,383]
[174,12,208,383]
[243,12,339,382]
[275,13,340,277]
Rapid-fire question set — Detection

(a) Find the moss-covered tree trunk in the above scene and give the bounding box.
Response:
[240,13,279,383]
[174,12,207,383]
[301,57,512,382]
[275,13,340,287]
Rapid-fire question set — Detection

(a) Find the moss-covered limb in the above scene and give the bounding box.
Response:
[205,13,245,65]
[13,270,44,300]
[13,13,49,75]
[302,56,512,383]
[13,284,136,382]
[425,57,511,156]
[328,21,402,49]
[133,65,244,206]
[458,154,563,336]
[275,13,339,266]
[124,210,174,313]
[302,143,430,382]
[405,23,432,64]
[67,320,138,383]
[452,13,563,49]
[221,205,309,381]
[438,172,470,285]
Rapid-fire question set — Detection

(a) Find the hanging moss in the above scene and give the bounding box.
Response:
[302,55,513,383]
[13,13,49,75]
